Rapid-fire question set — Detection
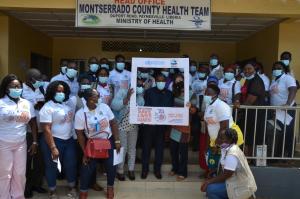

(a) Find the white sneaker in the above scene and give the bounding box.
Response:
[67,188,78,199]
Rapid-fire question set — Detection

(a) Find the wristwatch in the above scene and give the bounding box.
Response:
[115,140,121,144]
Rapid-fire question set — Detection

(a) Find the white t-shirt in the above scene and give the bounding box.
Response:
[51,74,79,97]
[259,73,270,92]
[189,73,198,86]
[0,96,35,142]
[97,84,112,105]
[75,103,114,139]
[218,78,241,105]
[270,74,297,106]
[39,96,77,140]
[204,98,234,145]
[191,78,207,109]
[221,147,240,171]
[22,83,45,132]
[109,69,131,95]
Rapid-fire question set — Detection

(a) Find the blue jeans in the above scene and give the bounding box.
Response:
[206,183,228,199]
[40,135,77,191]
[80,138,116,192]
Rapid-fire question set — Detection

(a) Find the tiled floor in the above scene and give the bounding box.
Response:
[32,172,206,199]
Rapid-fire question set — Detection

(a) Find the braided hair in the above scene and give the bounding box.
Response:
[224,128,238,144]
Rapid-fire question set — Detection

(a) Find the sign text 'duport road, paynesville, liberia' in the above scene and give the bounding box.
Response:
[76,0,211,30]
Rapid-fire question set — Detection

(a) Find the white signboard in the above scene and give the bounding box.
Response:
[129,58,189,126]
[76,0,211,30]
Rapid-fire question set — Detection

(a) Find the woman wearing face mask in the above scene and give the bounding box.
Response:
[75,89,121,199]
[115,79,143,181]
[99,57,110,71]
[160,68,174,91]
[0,74,37,198]
[269,61,297,157]
[76,76,103,192]
[201,128,257,199]
[97,68,113,106]
[169,77,191,181]
[39,81,78,198]
[240,62,266,157]
[218,65,241,106]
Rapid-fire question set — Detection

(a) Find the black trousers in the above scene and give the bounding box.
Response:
[25,133,45,191]
[142,125,166,173]
[170,139,188,177]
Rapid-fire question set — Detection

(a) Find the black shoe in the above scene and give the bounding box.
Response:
[141,172,148,179]
[116,173,126,181]
[32,186,47,194]
[154,172,162,179]
[128,171,135,181]
[24,188,33,198]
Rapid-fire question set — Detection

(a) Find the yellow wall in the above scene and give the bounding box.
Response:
[0,15,9,80]
[8,16,52,80]
[278,20,300,103]
[237,23,280,76]
[52,37,236,74]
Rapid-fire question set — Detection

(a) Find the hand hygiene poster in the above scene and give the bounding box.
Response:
[129,58,190,126]
[76,0,211,30]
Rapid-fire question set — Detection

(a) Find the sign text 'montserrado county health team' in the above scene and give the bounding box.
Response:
[79,4,210,16]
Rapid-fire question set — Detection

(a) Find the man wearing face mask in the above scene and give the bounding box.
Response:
[80,57,99,88]
[160,68,173,91]
[51,59,69,82]
[280,51,300,90]
[209,54,224,80]
[99,57,111,71]
[109,54,131,96]
[21,69,47,197]
[51,60,79,97]
[189,60,198,86]
[141,73,174,180]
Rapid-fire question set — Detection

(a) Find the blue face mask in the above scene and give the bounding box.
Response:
[272,69,283,77]
[116,62,125,71]
[54,92,65,103]
[210,59,218,66]
[198,72,207,79]
[190,66,197,73]
[66,68,77,79]
[61,66,67,74]
[220,143,231,149]
[203,95,212,105]
[32,80,42,89]
[281,59,290,66]
[99,76,108,84]
[245,74,255,80]
[140,73,149,79]
[136,86,144,94]
[8,88,22,99]
[89,64,99,73]
[156,82,166,90]
[224,72,235,81]
[161,71,169,78]
[81,84,91,90]
[101,64,109,70]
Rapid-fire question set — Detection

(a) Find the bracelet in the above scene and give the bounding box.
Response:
[32,141,38,145]
[115,140,121,144]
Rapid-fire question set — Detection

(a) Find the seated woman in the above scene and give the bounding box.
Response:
[201,128,257,199]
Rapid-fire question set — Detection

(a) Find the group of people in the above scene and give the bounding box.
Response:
[0,51,298,199]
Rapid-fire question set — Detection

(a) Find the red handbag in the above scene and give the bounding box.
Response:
[83,113,111,159]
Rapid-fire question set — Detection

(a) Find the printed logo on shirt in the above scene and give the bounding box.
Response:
[60,111,74,124]
[99,118,109,130]
[220,88,229,101]
[270,84,279,94]
[206,117,218,125]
